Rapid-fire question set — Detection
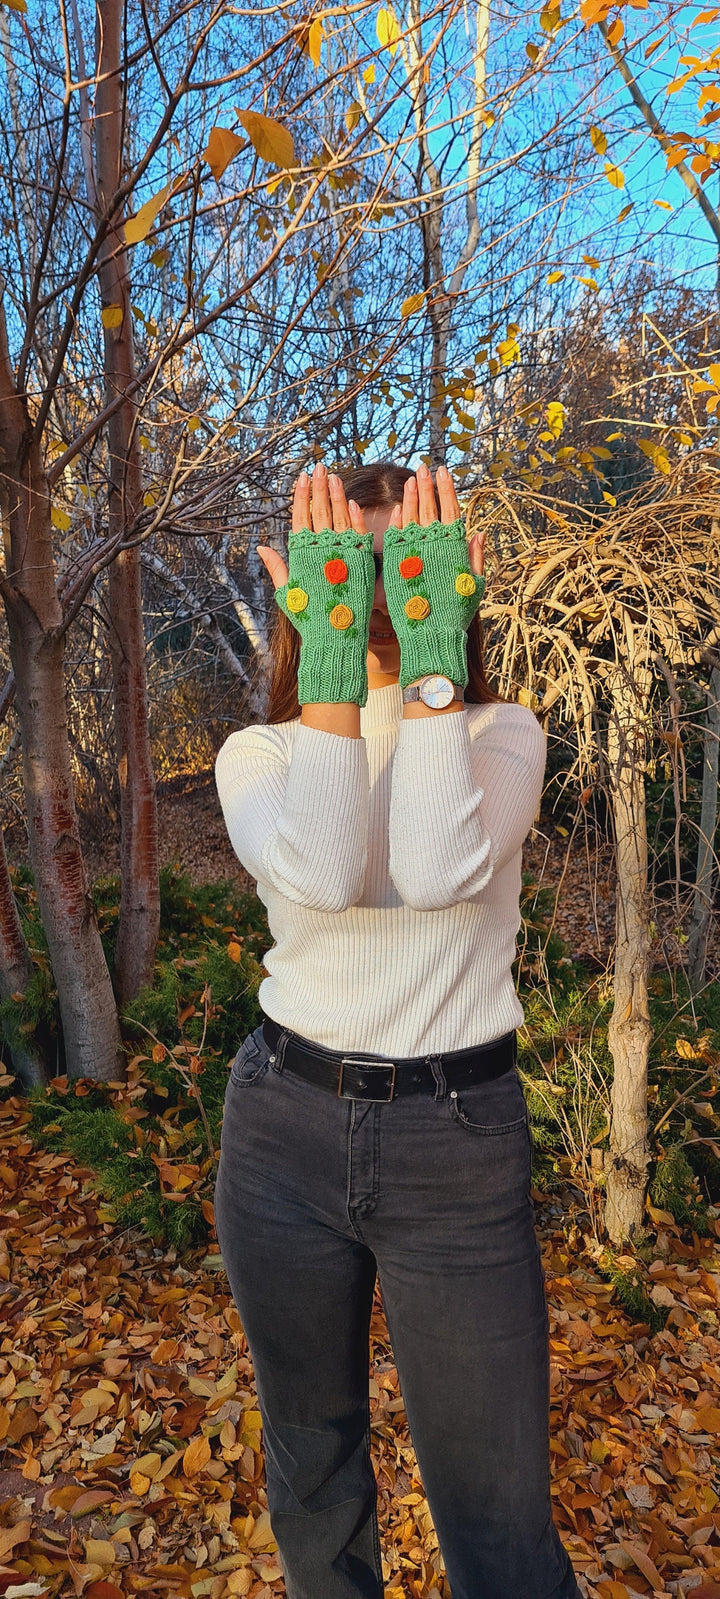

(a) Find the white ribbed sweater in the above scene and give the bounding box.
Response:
[214,684,547,1057]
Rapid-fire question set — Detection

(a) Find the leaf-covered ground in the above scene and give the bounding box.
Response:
[2,1090,720,1599]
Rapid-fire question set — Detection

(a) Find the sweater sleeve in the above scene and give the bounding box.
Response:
[388,704,546,912]
[215,722,370,912]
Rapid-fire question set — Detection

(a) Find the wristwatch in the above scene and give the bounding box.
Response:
[402,674,464,710]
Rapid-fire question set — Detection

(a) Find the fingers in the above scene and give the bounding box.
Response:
[257,545,289,590]
[468,531,486,576]
[436,464,460,523]
[402,475,418,529]
[311,462,332,534]
[291,473,311,535]
[348,498,367,535]
[416,462,438,525]
[388,502,402,530]
[328,472,351,532]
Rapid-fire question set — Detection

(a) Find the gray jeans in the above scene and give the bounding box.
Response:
[214,1023,580,1599]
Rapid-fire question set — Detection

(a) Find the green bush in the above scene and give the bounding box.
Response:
[27,866,267,1246]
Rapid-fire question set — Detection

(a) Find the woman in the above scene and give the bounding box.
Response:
[214,460,579,1599]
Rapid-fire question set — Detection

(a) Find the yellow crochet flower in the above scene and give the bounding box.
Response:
[455,572,476,597]
[287,587,309,613]
[404,595,431,621]
[329,603,354,630]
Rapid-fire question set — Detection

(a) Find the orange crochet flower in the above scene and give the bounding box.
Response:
[399,555,424,579]
[324,558,349,585]
[329,603,354,630]
[404,595,430,621]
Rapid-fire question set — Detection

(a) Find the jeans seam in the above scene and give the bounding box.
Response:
[364,1393,383,1583]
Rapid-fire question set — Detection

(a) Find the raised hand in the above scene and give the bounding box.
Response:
[259,463,376,708]
[382,464,487,690]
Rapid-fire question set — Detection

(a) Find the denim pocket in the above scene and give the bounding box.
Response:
[448,1068,529,1136]
[229,1027,271,1088]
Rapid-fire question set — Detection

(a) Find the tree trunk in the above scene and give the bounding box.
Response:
[94,0,160,1005]
[0,303,124,1081]
[0,822,48,1087]
[605,660,653,1243]
[688,662,720,987]
[402,0,490,465]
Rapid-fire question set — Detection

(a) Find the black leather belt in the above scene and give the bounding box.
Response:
[262,1015,517,1103]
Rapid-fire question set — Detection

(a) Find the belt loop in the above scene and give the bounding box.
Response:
[272,1030,289,1074]
[428,1055,447,1101]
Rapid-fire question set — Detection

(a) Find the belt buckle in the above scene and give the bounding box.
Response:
[337,1058,397,1102]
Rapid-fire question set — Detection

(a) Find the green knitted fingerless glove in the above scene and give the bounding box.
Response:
[382,518,486,689]
[275,527,376,706]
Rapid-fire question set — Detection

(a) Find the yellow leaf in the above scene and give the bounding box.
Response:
[129,1470,151,1495]
[132,1452,162,1481]
[203,126,244,182]
[497,336,519,364]
[526,42,540,62]
[540,7,563,33]
[306,17,323,70]
[152,1042,166,1063]
[646,1199,675,1225]
[183,1434,212,1478]
[604,162,625,188]
[576,275,599,291]
[51,506,72,531]
[401,292,425,318]
[101,305,123,329]
[607,17,624,45]
[187,415,201,432]
[376,6,400,54]
[84,1538,115,1565]
[653,198,673,210]
[602,491,616,506]
[151,247,169,267]
[345,101,362,132]
[247,1509,277,1550]
[546,270,564,284]
[363,64,375,82]
[236,109,295,168]
[676,1036,701,1059]
[125,185,169,246]
[1,0,27,11]
[696,1405,720,1432]
[616,201,633,220]
[590,124,607,155]
[546,400,565,437]
[708,362,720,385]
[517,686,539,710]
[227,941,243,963]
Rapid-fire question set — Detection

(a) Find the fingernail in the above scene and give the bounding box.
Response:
[348,498,358,511]
[316,461,326,475]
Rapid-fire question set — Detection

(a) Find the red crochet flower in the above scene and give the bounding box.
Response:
[399,555,424,579]
[324,558,349,585]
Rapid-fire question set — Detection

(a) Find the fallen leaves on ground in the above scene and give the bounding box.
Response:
[1,1091,720,1597]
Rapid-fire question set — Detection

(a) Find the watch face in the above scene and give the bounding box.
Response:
[420,674,455,709]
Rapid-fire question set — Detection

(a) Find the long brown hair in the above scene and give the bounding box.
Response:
[265,461,506,723]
